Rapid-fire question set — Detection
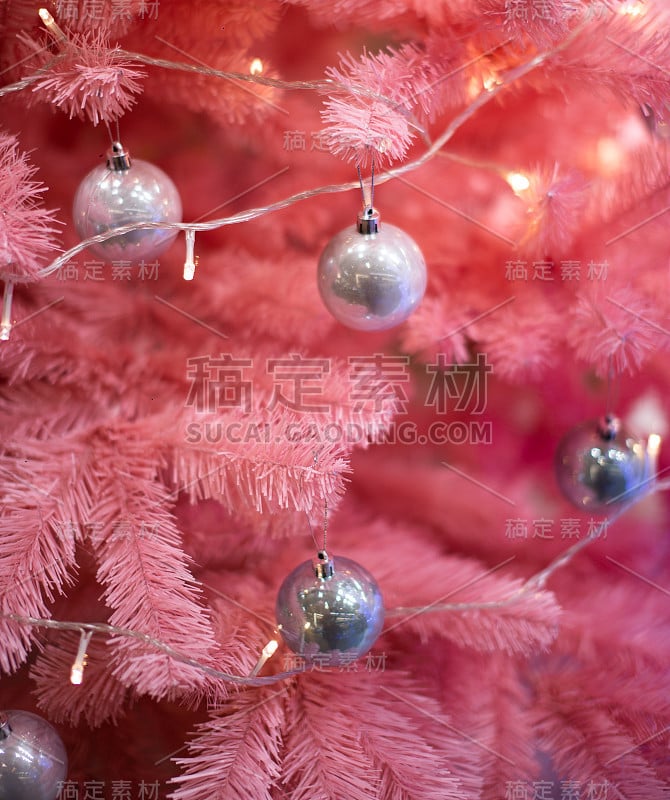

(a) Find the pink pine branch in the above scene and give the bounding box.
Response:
[87,475,218,698]
[342,522,561,655]
[28,33,145,124]
[321,46,436,168]
[0,134,61,282]
[534,678,669,798]
[0,444,82,672]
[567,284,666,376]
[167,407,351,514]
[30,628,129,727]
[400,293,485,365]
[133,0,281,50]
[170,689,285,800]
[141,36,280,127]
[474,0,584,46]
[344,674,466,800]
[516,165,589,255]
[0,503,77,672]
[280,678,378,800]
[477,292,563,382]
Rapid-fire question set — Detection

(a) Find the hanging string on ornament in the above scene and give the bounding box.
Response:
[555,414,653,510]
[0,710,68,800]
[72,125,182,263]
[317,162,427,331]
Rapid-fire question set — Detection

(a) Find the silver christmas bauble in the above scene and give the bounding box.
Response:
[317,209,427,331]
[555,416,650,509]
[73,144,182,262]
[276,554,384,664]
[0,710,67,800]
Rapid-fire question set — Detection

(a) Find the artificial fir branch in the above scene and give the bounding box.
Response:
[0,0,669,797]
[171,689,285,800]
[30,629,130,727]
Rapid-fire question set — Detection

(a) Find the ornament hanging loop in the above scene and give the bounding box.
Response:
[358,205,380,234]
[356,159,376,209]
[315,550,334,580]
[106,141,131,172]
[597,413,620,441]
[356,160,379,233]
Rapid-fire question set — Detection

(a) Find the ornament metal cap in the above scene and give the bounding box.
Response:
[597,414,621,441]
[357,206,380,234]
[106,141,132,172]
[314,550,334,580]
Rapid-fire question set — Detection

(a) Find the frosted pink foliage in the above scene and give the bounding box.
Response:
[518,165,589,254]
[321,46,437,168]
[2,0,670,796]
[0,134,60,282]
[567,286,665,376]
[30,35,145,124]
[30,630,129,727]
[546,5,670,113]
[171,690,284,800]
[401,294,478,363]
[475,0,583,46]
[287,0,410,27]
[280,675,465,800]
[478,295,561,381]
[147,0,282,50]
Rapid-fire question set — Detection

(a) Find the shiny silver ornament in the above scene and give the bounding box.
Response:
[555,416,651,509]
[0,710,67,800]
[317,207,427,331]
[276,552,384,664]
[72,141,182,262]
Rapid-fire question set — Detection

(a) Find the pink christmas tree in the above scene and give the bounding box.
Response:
[0,1,669,798]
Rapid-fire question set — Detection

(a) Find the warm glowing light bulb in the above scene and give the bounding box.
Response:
[250,58,264,76]
[596,137,624,176]
[70,629,93,685]
[70,666,84,685]
[183,229,196,281]
[506,172,530,194]
[648,433,661,457]
[38,7,67,41]
[619,1,645,16]
[467,76,481,100]
[482,74,499,92]
[262,639,279,657]
[249,638,279,677]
